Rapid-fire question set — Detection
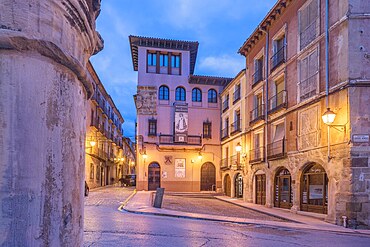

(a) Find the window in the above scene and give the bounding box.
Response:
[298,48,318,101]
[159,85,169,100]
[233,84,241,103]
[148,119,157,136]
[272,35,285,69]
[251,92,264,122]
[175,87,186,101]
[299,0,319,50]
[160,54,168,67]
[192,88,202,102]
[222,94,229,112]
[147,52,156,66]
[171,54,181,68]
[208,89,217,103]
[253,57,263,84]
[203,121,212,139]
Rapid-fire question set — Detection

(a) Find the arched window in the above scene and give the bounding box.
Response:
[192,88,202,102]
[158,85,169,100]
[175,87,186,101]
[208,89,217,103]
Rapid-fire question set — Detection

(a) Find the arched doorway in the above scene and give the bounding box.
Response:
[148,163,160,191]
[255,171,266,205]
[235,173,243,198]
[200,162,216,191]
[274,168,292,209]
[301,163,328,214]
[224,174,231,197]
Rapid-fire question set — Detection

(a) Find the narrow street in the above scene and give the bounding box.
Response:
[84,187,370,246]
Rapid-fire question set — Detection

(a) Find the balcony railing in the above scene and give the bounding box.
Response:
[230,154,243,170]
[249,147,265,164]
[220,158,229,170]
[233,88,241,104]
[252,68,263,85]
[221,126,229,140]
[300,19,317,50]
[271,45,285,70]
[267,138,286,160]
[250,104,265,123]
[222,99,229,112]
[158,134,202,146]
[230,119,241,135]
[268,90,287,113]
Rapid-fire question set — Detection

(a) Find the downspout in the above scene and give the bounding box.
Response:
[325,0,330,160]
[260,26,269,168]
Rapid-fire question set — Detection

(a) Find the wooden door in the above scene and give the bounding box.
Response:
[148,163,160,191]
[225,175,231,197]
[256,174,266,205]
[201,163,216,191]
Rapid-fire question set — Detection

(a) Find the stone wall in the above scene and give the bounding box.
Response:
[0,0,102,245]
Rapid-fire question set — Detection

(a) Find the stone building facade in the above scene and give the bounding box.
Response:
[0,0,103,245]
[130,36,231,192]
[221,0,370,227]
[220,70,247,198]
[85,61,135,189]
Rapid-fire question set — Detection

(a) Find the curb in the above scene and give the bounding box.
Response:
[120,192,370,236]
[118,189,137,211]
[214,197,301,224]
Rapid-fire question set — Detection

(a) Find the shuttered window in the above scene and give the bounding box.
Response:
[299,0,319,50]
[298,48,319,101]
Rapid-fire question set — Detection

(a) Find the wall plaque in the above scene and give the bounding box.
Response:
[352,134,370,143]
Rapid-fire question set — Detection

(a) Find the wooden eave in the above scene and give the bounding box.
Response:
[189,75,233,86]
[238,0,291,56]
[129,35,199,74]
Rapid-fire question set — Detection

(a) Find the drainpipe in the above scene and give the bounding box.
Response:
[325,0,330,161]
[260,26,269,168]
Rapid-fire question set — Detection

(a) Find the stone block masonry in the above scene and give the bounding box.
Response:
[0,0,102,245]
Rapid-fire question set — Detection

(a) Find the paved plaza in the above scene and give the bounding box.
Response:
[84,187,370,246]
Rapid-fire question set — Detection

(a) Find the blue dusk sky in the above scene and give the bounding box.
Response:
[90,0,277,140]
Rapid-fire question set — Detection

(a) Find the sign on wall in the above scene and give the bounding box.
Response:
[174,104,188,142]
[175,159,186,178]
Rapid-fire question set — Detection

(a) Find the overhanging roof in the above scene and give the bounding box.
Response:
[129,35,199,74]
[189,75,233,86]
[238,0,291,56]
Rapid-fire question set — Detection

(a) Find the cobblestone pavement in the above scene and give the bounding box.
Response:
[84,187,370,246]
[162,194,286,222]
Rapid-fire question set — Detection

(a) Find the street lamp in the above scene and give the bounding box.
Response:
[89,140,97,147]
[322,108,336,125]
[142,150,147,160]
[198,152,203,160]
[235,142,242,152]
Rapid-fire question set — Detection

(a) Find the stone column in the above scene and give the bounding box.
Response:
[0,0,103,246]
